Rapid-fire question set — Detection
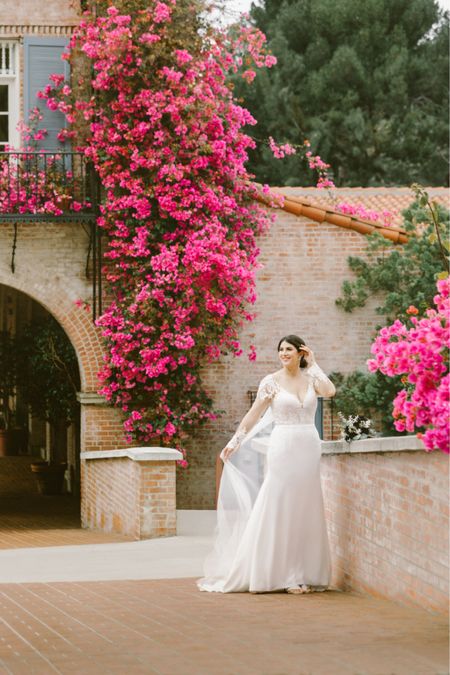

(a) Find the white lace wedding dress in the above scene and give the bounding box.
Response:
[197,371,332,593]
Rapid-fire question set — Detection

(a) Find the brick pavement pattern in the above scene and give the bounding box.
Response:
[0,579,447,675]
[0,494,133,550]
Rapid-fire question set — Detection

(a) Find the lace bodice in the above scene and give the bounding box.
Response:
[257,373,317,425]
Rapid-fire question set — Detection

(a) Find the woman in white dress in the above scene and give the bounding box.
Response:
[197,334,336,594]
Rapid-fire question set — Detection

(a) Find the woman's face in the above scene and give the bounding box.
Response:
[278,340,301,368]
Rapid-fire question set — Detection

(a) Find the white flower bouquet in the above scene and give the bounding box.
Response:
[337,412,376,443]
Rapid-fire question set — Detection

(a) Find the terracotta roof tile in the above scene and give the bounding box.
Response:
[277,187,448,226]
[255,186,449,244]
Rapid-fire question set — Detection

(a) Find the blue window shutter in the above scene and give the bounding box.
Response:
[23,36,70,150]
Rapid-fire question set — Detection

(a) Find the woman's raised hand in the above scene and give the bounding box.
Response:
[300,345,315,367]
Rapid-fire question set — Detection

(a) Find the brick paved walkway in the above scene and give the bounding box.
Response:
[0,579,448,675]
[0,495,133,549]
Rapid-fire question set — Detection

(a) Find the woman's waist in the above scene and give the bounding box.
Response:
[273,421,316,427]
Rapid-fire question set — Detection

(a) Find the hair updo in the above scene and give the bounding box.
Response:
[277,334,308,369]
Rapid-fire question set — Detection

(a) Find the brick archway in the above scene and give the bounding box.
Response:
[0,224,181,538]
[0,270,126,457]
[0,275,103,394]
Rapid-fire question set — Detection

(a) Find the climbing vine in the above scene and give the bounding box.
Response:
[40,0,278,453]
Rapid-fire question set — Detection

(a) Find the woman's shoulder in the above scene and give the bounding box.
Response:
[259,371,282,385]
[257,372,281,400]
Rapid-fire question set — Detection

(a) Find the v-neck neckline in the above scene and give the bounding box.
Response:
[272,374,311,406]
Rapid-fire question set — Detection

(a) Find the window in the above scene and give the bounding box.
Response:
[0,84,8,146]
[24,37,69,150]
[0,41,19,149]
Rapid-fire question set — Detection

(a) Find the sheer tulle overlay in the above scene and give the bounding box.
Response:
[197,373,332,593]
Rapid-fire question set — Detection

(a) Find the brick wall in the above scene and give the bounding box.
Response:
[0,201,445,527]
[81,454,178,539]
[322,444,449,615]
[81,405,127,453]
[177,211,383,508]
[81,457,138,535]
[0,221,104,393]
[139,461,177,537]
[0,0,79,25]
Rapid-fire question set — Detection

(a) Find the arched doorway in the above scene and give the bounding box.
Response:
[0,284,81,486]
[0,284,83,543]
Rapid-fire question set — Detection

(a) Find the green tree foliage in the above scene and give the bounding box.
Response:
[330,198,449,434]
[329,370,403,435]
[17,317,80,428]
[240,0,449,186]
[335,199,450,323]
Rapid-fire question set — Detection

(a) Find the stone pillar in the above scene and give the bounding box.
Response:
[80,447,182,539]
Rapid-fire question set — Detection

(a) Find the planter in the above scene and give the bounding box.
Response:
[30,461,67,495]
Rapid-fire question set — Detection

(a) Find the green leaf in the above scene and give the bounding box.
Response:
[242,0,449,186]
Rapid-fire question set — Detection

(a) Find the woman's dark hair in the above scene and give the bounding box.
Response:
[277,334,308,369]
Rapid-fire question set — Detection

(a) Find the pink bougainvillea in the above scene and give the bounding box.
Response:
[367,277,450,453]
[40,1,277,450]
[0,108,90,216]
[268,137,296,160]
[335,201,396,227]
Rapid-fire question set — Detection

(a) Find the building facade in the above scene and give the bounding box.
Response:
[0,0,448,617]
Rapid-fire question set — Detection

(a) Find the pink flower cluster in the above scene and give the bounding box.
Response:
[367,278,450,453]
[266,136,396,226]
[0,110,90,216]
[336,201,396,227]
[268,137,296,159]
[305,147,336,190]
[41,1,276,452]
[0,154,90,216]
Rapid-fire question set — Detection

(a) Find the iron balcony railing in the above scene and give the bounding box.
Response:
[0,150,103,320]
[0,150,99,222]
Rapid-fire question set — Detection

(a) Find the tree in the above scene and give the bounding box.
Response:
[329,370,404,435]
[239,0,449,186]
[17,317,80,463]
[335,199,449,323]
[331,196,449,439]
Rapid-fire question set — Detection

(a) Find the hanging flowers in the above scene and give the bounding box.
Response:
[40,0,277,450]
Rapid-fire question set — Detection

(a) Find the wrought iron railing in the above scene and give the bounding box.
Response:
[0,151,98,222]
[0,151,103,320]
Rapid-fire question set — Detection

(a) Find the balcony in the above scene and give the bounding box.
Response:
[0,150,103,318]
[0,151,99,223]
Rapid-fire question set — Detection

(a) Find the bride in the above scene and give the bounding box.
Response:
[197,334,336,594]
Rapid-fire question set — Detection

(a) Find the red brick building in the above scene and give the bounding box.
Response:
[0,0,447,616]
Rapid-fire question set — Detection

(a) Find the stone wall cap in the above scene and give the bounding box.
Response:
[77,392,107,406]
[80,447,183,461]
[321,434,424,455]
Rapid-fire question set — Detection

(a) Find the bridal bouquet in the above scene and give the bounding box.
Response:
[337,412,376,443]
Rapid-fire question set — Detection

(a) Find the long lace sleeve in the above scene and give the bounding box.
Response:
[221,375,277,459]
[307,362,336,397]
[256,374,280,402]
